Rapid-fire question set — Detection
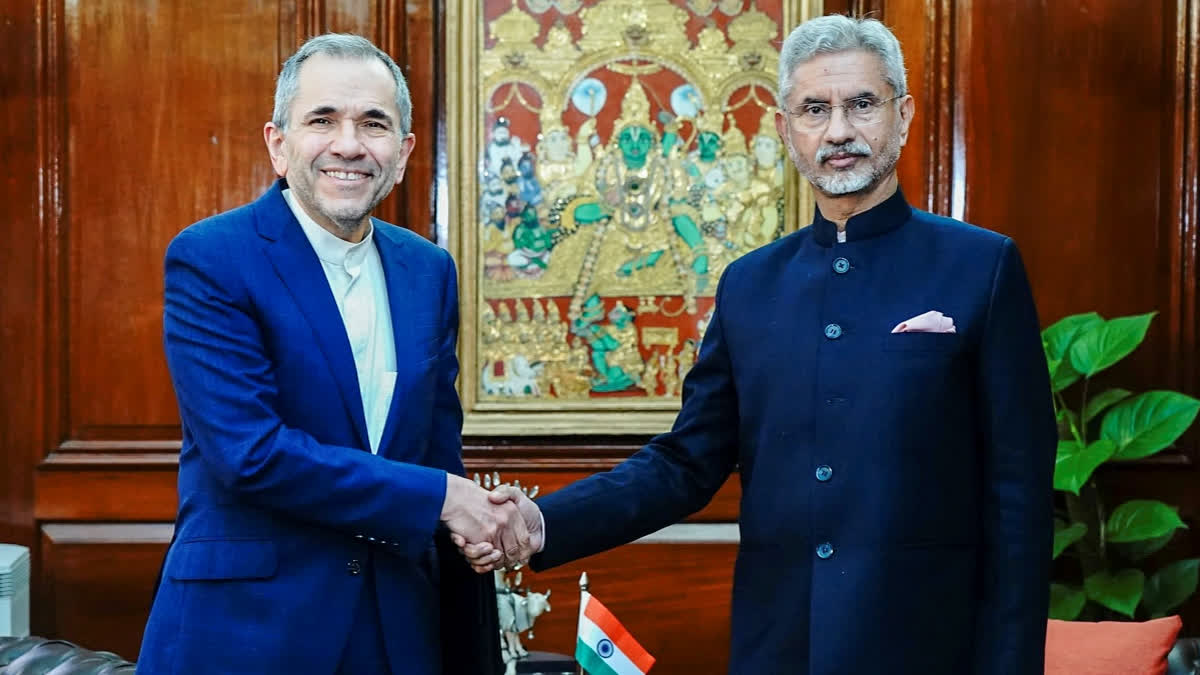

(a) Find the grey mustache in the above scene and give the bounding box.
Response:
[816,142,872,163]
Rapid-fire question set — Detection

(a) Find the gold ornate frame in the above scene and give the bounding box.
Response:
[448,0,821,435]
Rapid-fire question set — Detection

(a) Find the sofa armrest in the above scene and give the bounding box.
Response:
[0,636,135,674]
[1169,637,1200,675]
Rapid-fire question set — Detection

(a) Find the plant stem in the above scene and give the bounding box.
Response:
[1091,478,1107,560]
[1066,481,1106,580]
[1079,378,1090,437]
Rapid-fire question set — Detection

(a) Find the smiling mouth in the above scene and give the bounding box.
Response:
[322,169,372,182]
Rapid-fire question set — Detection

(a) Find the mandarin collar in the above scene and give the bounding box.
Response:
[812,187,912,247]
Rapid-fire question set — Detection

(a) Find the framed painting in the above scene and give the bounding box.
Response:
[447,0,820,434]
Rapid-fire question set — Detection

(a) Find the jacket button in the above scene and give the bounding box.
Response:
[833,257,850,274]
[824,323,842,339]
[816,542,835,559]
[347,559,362,576]
[815,465,833,482]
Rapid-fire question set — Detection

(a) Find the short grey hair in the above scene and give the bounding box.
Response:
[272,33,412,134]
[777,15,907,107]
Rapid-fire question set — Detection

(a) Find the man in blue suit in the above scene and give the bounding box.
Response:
[463,15,1057,675]
[138,34,525,674]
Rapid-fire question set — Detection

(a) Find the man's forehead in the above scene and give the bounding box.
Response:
[293,54,397,105]
[787,50,889,100]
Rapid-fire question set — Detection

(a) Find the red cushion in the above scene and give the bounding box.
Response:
[1045,616,1182,675]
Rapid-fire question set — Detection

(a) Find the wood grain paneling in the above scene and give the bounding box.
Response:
[64,1,281,441]
[393,0,439,240]
[0,0,43,551]
[39,524,171,661]
[958,0,1183,393]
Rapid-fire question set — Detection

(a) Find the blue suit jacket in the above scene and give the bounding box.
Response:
[532,190,1057,674]
[139,180,498,674]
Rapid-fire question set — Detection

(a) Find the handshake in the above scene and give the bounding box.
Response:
[440,474,544,573]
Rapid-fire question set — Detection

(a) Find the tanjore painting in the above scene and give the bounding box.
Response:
[448,0,817,434]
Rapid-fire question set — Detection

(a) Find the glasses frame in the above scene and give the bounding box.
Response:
[784,94,905,132]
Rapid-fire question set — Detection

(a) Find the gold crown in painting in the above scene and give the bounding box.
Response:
[613,78,653,132]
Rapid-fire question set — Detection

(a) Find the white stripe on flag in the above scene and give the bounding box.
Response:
[578,613,647,675]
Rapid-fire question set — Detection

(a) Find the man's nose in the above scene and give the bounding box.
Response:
[330,120,366,158]
[822,107,856,146]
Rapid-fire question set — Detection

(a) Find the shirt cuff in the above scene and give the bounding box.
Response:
[538,508,546,552]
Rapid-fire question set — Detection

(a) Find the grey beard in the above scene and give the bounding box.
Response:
[803,136,902,197]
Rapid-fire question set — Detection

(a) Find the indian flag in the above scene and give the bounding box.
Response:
[576,590,655,675]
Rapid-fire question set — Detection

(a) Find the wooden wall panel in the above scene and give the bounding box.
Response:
[0,0,43,551]
[64,1,280,441]
[958,0,1184,394]
[38,524,172,661]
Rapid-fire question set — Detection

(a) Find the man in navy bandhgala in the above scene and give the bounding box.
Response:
[465,15,1057,675]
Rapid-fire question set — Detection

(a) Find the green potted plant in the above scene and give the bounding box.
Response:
[1044,311,1200,621]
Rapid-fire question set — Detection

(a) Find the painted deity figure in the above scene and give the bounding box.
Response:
[535,109,579,204]
[517,152,543,207]
[564,79,710,293]
[739,108,785,248]
[506,205,556,278]
[570,294,637,393]
[486,117,530,178]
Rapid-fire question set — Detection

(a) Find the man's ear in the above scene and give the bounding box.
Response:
[264,122,288,176]
[897,95,916,147]
[394,133,417,185]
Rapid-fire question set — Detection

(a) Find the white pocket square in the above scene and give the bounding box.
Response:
[891,310,956,334]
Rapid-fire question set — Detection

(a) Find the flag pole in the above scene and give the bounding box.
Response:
[578,572,589,675]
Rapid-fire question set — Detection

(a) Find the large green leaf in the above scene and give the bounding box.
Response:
[1054,440,1116,495]
[1044,313,1103,393]
[1044,313,1103,362]
[1053,521,1088,559]
[1114,530,1177,562]
[1068,313,1156,378]
[1106,500,1187,543]
[1143,559,1200,618]
[1084,569,1145,618]
[1101,391,1200,460]
[1084,388,1132,425]
[1049,583,1087,620]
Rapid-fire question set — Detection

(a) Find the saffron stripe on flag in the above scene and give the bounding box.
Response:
[583,594,655,672]
[577,638,622,675]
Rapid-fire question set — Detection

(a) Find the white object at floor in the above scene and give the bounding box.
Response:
[0,544,31,638]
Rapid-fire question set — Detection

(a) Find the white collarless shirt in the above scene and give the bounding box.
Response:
[283,189,397,454]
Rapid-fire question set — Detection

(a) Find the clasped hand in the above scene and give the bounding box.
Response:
[440,475,542,573]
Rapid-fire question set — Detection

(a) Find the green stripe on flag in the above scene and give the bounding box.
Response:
[577,638,622,675]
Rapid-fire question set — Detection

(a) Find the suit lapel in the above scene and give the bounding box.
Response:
[255,182,371,451]
[372,223,413,458]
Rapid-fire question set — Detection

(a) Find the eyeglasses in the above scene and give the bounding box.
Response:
[784,95,903,132]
